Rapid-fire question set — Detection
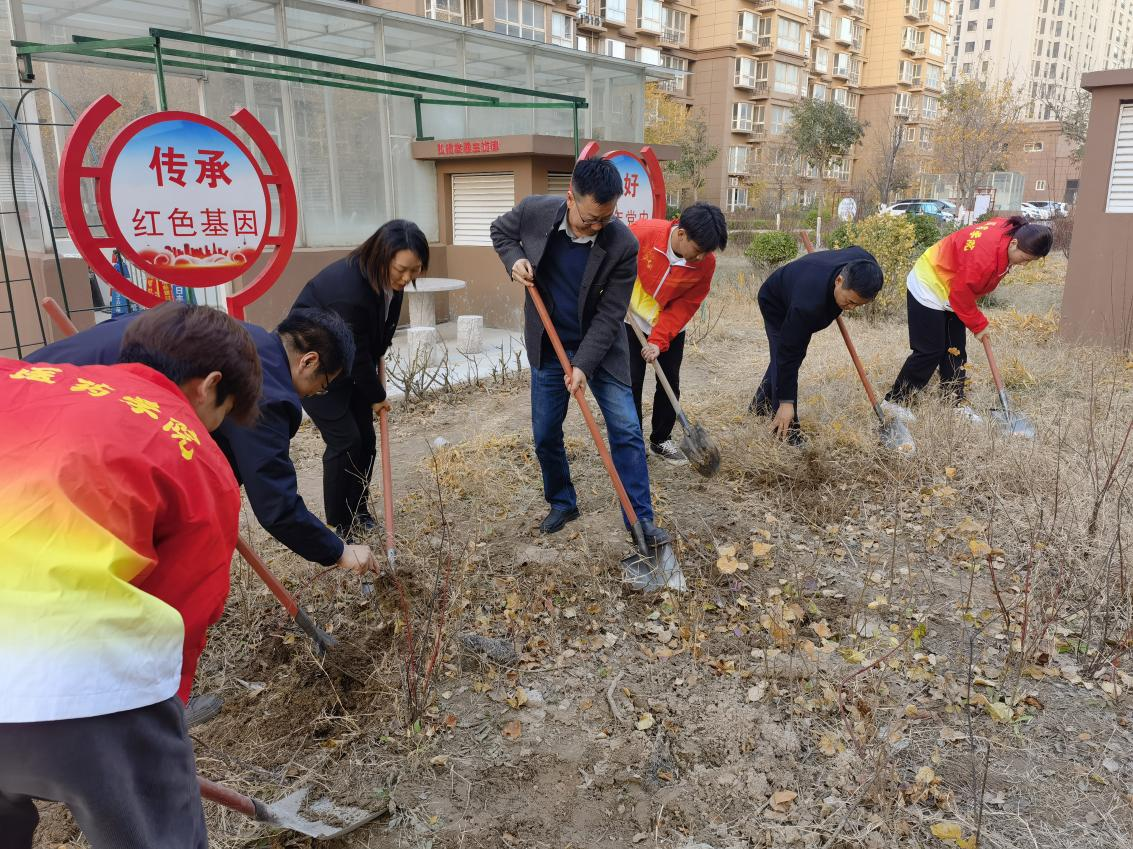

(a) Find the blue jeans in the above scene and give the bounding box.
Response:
[530,354,654,527]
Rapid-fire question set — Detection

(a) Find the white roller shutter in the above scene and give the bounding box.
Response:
[452,172,515,246]
[1105,103,1133,213]
[547,172,572,196]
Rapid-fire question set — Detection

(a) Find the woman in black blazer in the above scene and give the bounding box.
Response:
[291,220,429,540]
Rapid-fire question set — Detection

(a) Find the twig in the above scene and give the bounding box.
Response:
[605,670,627,727]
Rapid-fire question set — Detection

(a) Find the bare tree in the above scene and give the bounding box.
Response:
[864,114,915,207]
[933,79,1026,210]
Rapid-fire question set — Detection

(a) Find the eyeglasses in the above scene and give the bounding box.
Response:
[311,372,331,396]
[576,210,616,227]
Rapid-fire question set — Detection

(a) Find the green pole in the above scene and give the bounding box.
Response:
[154,37,168,110]
[414,97,430,141]
[572,103,580,159]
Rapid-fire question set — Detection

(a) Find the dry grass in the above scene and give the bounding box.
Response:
[33,255,1133,849]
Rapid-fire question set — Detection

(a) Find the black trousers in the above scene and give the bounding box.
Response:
[0,697,205,849]
[302,385,377,530]
[751,322,801,431]
[887,291,968,404]
[626,325,685,446]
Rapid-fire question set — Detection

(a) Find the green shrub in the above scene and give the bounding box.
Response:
[745,231,800,271]
[909,214,942,249]
[802,209,820,228]
[826,214,918,316]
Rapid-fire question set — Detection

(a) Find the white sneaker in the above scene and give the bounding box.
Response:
[649,439,689,465]
[880,400,917,423]
[955,405,984,424]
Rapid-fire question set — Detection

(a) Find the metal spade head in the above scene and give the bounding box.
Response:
[992,408,1037,439]
[621,540,685,593]
[680,423,721,478]
[259,786,381,839]
[879,417,917,455]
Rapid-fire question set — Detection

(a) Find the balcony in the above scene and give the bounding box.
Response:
[735,75,758,90]
[904,2,924,19]
[849,69,861,86]
[832,64,850,79]
[901,38,919,54]
[894,103,911,117]
[753,80,770,97]
[921,109,938,120]
[577,12,604,31]
[840,0,858,9]
[835,28,853,46]
[731,120,754,133]
[751,126,766,139]
[913,45,927,57]
[754,35,773,53]
[660,31,685,46]
[916,11,930,23]
[814,23,831,39]
[737,29,758,45]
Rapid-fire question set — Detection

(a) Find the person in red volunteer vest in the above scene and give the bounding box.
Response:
[0,303,262,849]
[626,203,728,465]
[882,216,1052,424]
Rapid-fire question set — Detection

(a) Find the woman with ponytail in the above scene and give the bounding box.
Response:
[882,215,1052,423]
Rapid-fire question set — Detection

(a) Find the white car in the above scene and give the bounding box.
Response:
[1024,200,1066,218]
[883,200,956,222]
[1021,201,1053,220]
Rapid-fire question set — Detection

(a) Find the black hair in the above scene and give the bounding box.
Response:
[1003,216,1053,258]
[118,302,262,426]
[841,259,884,300]
[678,202,728,253]
[571,158,623,205]
[350,219,430,294]
[276,308,357,376]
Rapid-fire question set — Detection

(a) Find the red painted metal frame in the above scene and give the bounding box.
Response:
[577,141,667,219]
[59,95,297,319]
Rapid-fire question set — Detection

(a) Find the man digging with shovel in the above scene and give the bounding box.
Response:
[749,246,884,444]
[490,158,681,591]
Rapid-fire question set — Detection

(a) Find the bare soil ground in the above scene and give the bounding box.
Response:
[36,253,1133,849]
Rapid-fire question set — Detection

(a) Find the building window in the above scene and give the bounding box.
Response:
[773,61,802,95]
[837,16,854,44]
[967,20,977,31]
[738,11,758,43]
[426,0,463,25]
[550,12,574,48]
[816,9,833,38]
[1023,141,1044,152]
[732,102,755,132]
[604,38,625,59]
[930,31,944,56]
[933,0,948,22]
[577,34,596,52]
[894,91,911,116]
[922,95,939,119]
[638,0,663,33]
[970,0,979,7]
[663,8,688,45]
[495,0,544,41]
[987,18,994,28]
[601,0,626,25]
[1035,179,1047,191]
[926,64,942,89]
[770,104,790,135]
[735,57,757,87]
[984,39,991,50]
[814,47,830,73]
[639,46,661,65]
[833,52,850,77]
[965,41,975,53]
[832,87,848,107]
[727,145,750,174]
[905,125,918,141]
[726,186,749,212]
[778,18,803,53]
[658,54,689,94]
[811,82,829,101]
[465,0,484,27]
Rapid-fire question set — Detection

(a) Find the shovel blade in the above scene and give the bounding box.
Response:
[879,418,916,455]
[992,409,1036,439]
[262,786,381,839]
[679,423,721,478]
[621,542,685,593]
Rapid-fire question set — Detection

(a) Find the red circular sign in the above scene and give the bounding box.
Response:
[97,111,272,288]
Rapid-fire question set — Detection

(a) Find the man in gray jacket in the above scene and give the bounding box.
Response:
[490,159,668,544]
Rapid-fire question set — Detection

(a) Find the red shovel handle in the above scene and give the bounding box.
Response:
[835,316,881,409]
[198,776,265,820]
[377,360,396,562]
[980,335,1006,393]
[41,297,78,337]
[526,284,639,526]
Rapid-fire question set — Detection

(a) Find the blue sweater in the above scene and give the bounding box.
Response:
[538,227,591,353]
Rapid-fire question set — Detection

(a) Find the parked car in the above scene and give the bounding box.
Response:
[1021,201,1053,220]
[881,198,958,216]
[1024,200,1067,218]
[883,200,956,222]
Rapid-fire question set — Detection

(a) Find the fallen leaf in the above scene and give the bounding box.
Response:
[443,714,458,729]
[812,620,833,639]
[430,755,449,767]
[969,539,992,558]
[985,701,1013,723]
[818,734,838,756]
[501,720,522,740]
[770,789,797,812]
[945,466,957,478]
[939,726,967,743]
[636,712,655,731]
[506,687,529,709]
[916,766,936,785]
[751,541,773,558]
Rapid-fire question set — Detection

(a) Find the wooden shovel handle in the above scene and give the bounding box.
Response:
[625,315,687,425]
[527,284,639,525]
[835,316,881,411]
[41,297,77,337]
[377,360,396,565]
[198,776,264,820]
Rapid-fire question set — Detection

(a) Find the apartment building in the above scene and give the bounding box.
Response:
[946,0,1133,203]
[852,0,950,202]
[365,0,876,213]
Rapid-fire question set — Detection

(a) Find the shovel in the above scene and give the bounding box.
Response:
[835,317,916,454]
[526,284,683,592]
[199,776,380,839]
[40,296,337,656]
[359,359,397,598]
[626,315,720,477]
[981,335,1036,438]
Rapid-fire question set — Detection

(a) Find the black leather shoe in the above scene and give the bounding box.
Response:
[749,393,773,416]
[638,518,672,547]
[540,507,580,534]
